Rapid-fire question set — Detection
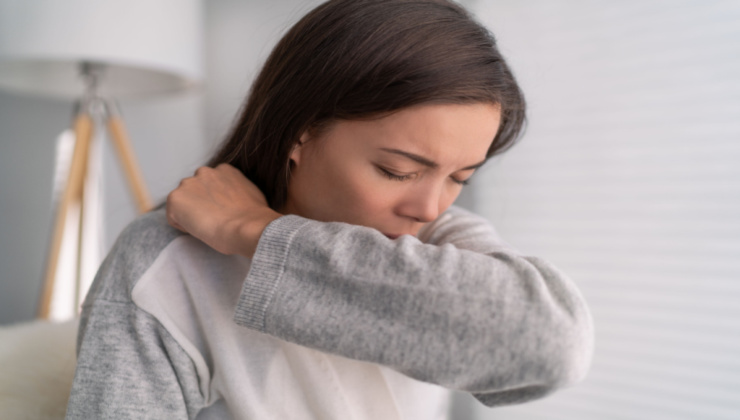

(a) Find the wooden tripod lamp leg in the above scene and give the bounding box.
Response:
[38,111,94,319]
[106,103,152,213]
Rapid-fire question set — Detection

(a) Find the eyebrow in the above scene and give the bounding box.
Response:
[379,148,487,171]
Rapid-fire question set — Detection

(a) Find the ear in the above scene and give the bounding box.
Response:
[290,131,310,166]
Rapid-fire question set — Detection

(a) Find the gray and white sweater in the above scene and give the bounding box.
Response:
[65,206,593,420]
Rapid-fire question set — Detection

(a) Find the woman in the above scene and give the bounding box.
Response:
[66,0,593,419]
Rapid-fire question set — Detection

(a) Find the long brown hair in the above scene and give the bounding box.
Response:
[208,0,526,210]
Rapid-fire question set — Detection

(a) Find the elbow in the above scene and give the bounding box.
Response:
[536,293,595,392]
[463,258,595,406]
[500,291,595,397]
[471,330,594,408]
[527,258,595,390]
[452,296,594,399]
[553,308,594,388]
[475,306,594,408]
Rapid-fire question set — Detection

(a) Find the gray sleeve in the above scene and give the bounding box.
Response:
[66,300,205,420]
[234,207,594,407]
[66,212,205,419]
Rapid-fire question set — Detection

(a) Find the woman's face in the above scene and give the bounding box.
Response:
[283,103,501,238]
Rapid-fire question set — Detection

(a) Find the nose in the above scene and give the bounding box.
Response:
[396,182,445,223]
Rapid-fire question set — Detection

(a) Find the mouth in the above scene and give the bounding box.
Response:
[383,233,400,240]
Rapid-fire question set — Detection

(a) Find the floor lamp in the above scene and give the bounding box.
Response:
[0,0,203,320]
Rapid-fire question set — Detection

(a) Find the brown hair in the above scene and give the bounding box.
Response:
[208,0,526,210]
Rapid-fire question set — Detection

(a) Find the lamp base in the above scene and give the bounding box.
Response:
[37,98,152,319]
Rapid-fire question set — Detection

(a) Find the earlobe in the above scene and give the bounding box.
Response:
[289,144,301,166]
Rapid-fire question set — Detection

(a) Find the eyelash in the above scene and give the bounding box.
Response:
[378,167,469,186]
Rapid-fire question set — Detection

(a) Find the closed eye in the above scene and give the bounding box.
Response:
[379,165,471,185]
[377,166,414,181]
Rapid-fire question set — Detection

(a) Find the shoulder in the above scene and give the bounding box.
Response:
[83,208,185,305]
[113,208,183,263]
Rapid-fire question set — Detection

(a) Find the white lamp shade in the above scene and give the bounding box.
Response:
[0,0,203,98]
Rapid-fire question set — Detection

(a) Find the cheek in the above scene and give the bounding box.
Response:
[295,154,375,220]
[332,168,396,217]
[294,145,402,224]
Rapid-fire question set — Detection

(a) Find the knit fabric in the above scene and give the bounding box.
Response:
[65,206,593,419]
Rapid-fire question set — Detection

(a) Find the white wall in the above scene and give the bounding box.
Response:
[467,1,740,419]
[0,93,67,323]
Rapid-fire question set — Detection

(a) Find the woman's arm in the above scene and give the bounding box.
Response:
[235,208,593,406]
[166,164,594,406]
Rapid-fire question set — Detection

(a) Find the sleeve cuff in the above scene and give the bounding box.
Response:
[233,214,311,332]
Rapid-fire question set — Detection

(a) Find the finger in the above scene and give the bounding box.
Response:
[218,163,247,179]
[194,166,213,177]
[177,177,190,189]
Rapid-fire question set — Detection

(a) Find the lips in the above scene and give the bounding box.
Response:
[383,233,400,240]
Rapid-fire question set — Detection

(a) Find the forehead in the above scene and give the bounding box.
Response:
[338,103,501,165]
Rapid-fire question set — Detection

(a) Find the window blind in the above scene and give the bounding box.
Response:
[465,1,740,419]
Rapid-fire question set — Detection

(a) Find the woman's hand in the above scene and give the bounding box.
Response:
[166,163,281,259]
